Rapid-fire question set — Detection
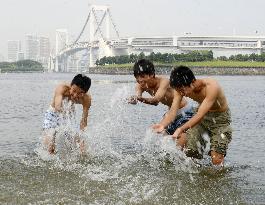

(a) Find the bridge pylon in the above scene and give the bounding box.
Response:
[50,4,120,72]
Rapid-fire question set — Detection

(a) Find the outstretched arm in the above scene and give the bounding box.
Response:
[174,84,218,137]
[137,79,169,106]
[54,85,67,112]
[127,84,144,104]
[153,90,182,133]
[80,94,91,130]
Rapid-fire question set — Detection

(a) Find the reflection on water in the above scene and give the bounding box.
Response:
[0,73,264,204]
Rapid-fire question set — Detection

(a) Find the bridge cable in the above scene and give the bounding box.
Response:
[108,9,120,39]
[74,11,91,44]
[93,11,107,37]
[91,8,105,41]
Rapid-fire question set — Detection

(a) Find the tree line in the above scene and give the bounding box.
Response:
[0,60,43,72]
[217,53,265,61]
[96,50,265,66]
[96,51,214,65]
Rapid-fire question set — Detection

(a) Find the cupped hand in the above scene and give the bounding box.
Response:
[152,124,165,133]
[127,96,138,104]
[172,128,183,139]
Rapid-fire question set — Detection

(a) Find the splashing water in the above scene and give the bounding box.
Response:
[141,129,200,173]
[2,74,263,204]
[30,85,232,204]
[36,85,200,174]
[36,99,85,162]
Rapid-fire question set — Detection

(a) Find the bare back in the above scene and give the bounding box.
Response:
[143,76,187,108]
[188,78,228,112]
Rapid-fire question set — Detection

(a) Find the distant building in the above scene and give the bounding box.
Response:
[0,54,4,62]
[55,29,68,55]
[7,40,21,62]
[17,52,25,61]
[110,35,265,57]
[175,36,265,57]
[39,37,50,59]
[39,36,50,68]
[25,34,39,61]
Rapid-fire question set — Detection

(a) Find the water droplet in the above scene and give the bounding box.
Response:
[212,118,216,124]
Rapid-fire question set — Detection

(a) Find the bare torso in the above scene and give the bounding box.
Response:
[188,78,228,112]
[50,84,91,109]
[51,84,70,108]
[145,76,187,108]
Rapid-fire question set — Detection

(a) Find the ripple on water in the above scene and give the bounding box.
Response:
[1,74,265,204]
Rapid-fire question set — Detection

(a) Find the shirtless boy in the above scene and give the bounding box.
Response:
[153,66,232,165]
[42,74,92,154]
[128,59,193,135]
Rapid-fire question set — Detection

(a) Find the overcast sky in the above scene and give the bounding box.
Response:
[1,0,265,58]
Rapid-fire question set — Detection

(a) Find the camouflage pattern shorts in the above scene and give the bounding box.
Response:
[185,108,232,159]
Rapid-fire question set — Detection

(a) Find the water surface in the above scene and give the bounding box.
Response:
[0,73,264,204]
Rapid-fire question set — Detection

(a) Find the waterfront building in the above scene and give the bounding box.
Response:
[176,35,265,57]
[25,34,39,61]
[7,40,21,62]
[110,35,265,57]
[39,36,50,68]
[17,52,24,61]
[0,53,5,62]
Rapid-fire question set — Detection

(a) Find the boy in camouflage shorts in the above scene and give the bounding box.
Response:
[153,66,232,166]
[185,108,232,160]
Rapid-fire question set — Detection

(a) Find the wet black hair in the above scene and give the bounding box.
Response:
[133,59,155,77]
[71,74,91,92]
[169,66,196,88]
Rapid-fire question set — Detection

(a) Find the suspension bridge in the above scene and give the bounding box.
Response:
[49,4,265,72]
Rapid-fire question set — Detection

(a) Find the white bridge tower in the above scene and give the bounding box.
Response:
[50,4,120,72]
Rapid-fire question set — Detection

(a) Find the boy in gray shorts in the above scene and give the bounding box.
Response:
[42,74,92,154]
[128,59,193,135]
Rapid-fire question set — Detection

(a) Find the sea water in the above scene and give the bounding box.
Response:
[0,73,264,204]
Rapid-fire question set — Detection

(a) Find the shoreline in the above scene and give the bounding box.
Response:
[88,66,265,75]
[1,66,265,75]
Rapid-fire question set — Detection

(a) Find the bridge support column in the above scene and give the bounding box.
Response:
[62,56,68,72]
[48,56,55,72]
[89,47,95,67]
[55,57,59,72]
[53,55,68,72]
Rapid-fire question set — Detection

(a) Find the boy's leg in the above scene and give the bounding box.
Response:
[185,124,206,159]
[166,106,195,148]
[42,107,60,154]
[42,129,56,154]
[208,128,232,165]
[210,151,224,165]
[42,135,56,154]
[79,139,85,155]
[206,109,233,165]
[74,135,86,155]
[165,107,194,136]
